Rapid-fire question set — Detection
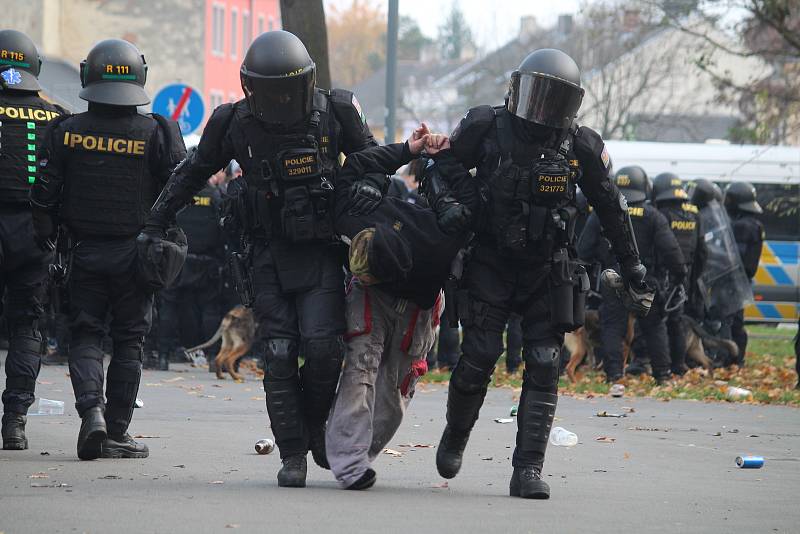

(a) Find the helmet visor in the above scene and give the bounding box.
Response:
[507,71,584,129]
[241,66,314,126]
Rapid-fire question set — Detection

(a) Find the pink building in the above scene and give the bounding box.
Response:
[204,0,280,112]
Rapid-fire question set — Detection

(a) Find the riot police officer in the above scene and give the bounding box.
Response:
[652,172,707,374]
[0,30,66,450]
[431,49,649,499]
[141,31,377,487]
[724,182,764,364]
[30,39,186,460]
[154,182,225,370]
[583,167,684,383]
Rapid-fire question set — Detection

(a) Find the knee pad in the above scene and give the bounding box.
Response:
[522,345,560,391]
[264,338,299,380]
[450,357,492,395]
[302,336,345,377]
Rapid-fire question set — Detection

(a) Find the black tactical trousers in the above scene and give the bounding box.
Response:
[252,242,345,459]
[730,309,747,365]
[450,247,562,469]
[601,295,671,380]
[666,303,688,372]
[158,257,222,357]
[0,207,51,415]
[67,237,152,435]
[505,313,523,372]
[427,324,460,370]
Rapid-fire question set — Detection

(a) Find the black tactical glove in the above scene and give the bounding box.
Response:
[349,182,382,216]
[615,258,654,317]
[31,208,56,252]
[436,201,472,236]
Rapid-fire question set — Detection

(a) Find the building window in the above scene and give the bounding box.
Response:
[243,11,251,50]
[209,90,224,110]
[212,4,225,56]
[230,8,238,59]
[268,16,275,31]
[258,15,264,36]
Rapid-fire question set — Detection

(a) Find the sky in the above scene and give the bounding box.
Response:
[323,0,586,52]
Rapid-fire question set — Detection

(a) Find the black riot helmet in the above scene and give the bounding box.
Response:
[688,179,722,208]
[79,39,149,106]
[613,166,649,203]
[240,30,316,126]
[506,48,585,129]
[653,172,689,203]
[724,181,762,214]
[0,30,43,91]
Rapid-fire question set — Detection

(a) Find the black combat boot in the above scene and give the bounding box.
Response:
[2,413,28,450]
[77,406,107,460]
[308,423,329,470]
[277,454,307,488]
[510,390,557,499]
[157,352,169,371]
[436,378,488,479]
[101,432,149,458]
[510,465,550,499]
[346,468,376,490]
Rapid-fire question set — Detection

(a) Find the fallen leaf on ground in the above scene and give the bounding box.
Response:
[98,475,121,480]
[40,451,50,456]
[628,426,668,432]
[382,448,403,457]
[481,457,493,461]
[622,407,636,413]
[37,380,54,385]
[624,452,631,460]
[212,384,223,388]
[397,443,434,448]
[29,472,49,479]
[224,397,233,401]
[144,383,162,387]
[595,436,616,443]
[173,464,186,468]
[209,480,225,485]
[225,524,240,529]
[162,377,184,383]
[593,469,608,473]
[31,482,71,488]
[596,411,627,418]
[432,481,449,488]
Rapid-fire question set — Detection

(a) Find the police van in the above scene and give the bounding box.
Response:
[605,140,800,323]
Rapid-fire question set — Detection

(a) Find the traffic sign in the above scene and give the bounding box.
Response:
[152,83,205,135]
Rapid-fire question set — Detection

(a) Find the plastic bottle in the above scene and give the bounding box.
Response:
[726,386,752,400]
[37,398,65,415]
[549,426,578,447]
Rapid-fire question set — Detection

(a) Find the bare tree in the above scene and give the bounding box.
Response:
[280,0,332,90]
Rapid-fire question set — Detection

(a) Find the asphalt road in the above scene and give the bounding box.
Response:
[1,361,798,534]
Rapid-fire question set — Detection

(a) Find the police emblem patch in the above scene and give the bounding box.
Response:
[1,68,22,86]
[600,146,611,169]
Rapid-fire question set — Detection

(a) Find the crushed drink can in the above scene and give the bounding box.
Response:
[736,456,764,469]
[255,438,275,455]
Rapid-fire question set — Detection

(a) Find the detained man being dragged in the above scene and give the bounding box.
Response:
[325,125,478,489]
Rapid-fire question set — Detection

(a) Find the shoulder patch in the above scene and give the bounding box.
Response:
[600,146,610,169]
[351,94,364,123]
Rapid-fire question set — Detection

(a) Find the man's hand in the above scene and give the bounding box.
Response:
[424,133,450,156]
[31,209,56,252]
[407,123,430,155]
[437,201,471,235]
[349,182,382,216]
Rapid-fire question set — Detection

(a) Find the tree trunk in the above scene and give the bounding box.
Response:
[279,0,332,90]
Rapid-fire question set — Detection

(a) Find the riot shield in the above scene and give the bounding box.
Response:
[699,200,754,319]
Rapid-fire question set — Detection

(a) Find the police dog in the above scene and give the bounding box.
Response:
[683,316,738,371]
[563,309,635,382]
[185,305,257,381]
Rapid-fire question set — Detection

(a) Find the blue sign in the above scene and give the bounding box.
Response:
[152,83,205,135]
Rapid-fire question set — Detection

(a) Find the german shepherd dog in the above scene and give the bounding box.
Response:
[184,306,257,381]
[563,311,738,381]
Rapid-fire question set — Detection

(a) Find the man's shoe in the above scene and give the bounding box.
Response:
[277,454,307,487]
[346,468,376,490]
[671,363,690,376]
[77,406,107,460]
[625,362,647,376]
[436,425,470,479]
[101,433,149,458]
[2,413,28,450]
[509,466,550,499]
[308,424,330,469]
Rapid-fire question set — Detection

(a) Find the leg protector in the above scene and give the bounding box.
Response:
[105,344,143,436]
[262,338,306,458]
[513,346,560,469]
[69,341,105,416]
[2,325,43,414]
[300,336,345,425]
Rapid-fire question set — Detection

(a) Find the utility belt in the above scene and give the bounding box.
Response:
[246,146,336,243]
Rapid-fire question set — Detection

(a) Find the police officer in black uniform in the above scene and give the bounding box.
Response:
[141,31,377,487]
[0,30,66,450]
[431,49,649,499]
[154,182,224,370]
[30,39,186,460]
[724,182,763,365]
[583,167,685,383]
[652,172,706,375]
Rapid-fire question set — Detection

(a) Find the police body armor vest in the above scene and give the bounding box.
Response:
[661,202,699,266]
[480,108,579,255]
[0,92,63,204]
[229,90,339,243]
[60,111,159,237]
[178,184,222,256]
